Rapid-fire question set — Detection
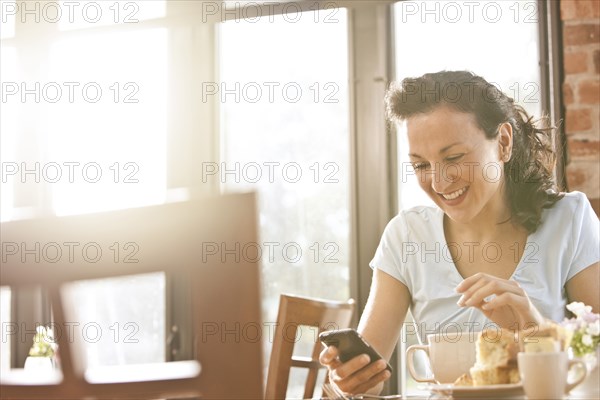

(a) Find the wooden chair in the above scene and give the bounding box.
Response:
[0,193,264,399]
[265,294,355,400]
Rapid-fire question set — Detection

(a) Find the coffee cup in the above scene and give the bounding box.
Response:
[406,331,476,384]
[517,351,587,399]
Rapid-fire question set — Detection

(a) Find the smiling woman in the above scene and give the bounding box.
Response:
[319,71,600,396]
[391,72,561,232]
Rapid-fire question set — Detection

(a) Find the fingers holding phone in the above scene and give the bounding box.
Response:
[318,329,392,394]
[319,344,341,368]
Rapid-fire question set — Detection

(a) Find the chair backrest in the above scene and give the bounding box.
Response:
[0,193,264,399]
[265,294,355,400]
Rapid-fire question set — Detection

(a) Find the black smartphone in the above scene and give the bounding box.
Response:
[319,328,393,373]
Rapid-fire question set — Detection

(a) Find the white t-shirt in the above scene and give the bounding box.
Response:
[370,191,600,343]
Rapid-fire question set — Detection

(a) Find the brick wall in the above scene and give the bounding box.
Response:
[561,0,600,215]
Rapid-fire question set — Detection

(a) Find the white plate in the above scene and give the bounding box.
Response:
[424,383,524,398]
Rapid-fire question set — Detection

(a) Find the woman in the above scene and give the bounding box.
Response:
[320,71,599,395]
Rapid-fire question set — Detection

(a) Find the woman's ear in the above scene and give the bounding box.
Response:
[497,122,513,162]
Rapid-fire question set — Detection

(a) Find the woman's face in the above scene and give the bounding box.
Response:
[406,106,511,224]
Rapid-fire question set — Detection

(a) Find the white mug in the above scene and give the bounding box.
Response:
[518,351,587,399]
[406,331,476,384]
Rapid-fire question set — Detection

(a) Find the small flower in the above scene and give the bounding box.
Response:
[28,325,56,358]
[583,312,599,324]
[566,302,592,318]
[588,320,600,336]
[562,301,599,360]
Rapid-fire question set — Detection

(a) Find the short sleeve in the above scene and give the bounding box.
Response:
[369,213,411,288]
[567,192,600,281]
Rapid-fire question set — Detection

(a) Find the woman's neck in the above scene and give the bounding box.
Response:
[444,195,521,241]
[444,213,523,243]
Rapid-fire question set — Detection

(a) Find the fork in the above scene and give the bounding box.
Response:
[322,383,404,400]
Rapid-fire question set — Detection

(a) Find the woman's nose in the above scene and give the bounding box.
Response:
[430,163,461,193]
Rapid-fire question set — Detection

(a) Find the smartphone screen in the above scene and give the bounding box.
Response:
[319,328,393,373]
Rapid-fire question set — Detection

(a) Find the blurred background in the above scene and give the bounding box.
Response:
[1,0,598,397]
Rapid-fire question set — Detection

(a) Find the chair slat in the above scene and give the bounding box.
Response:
[265,294,355,400]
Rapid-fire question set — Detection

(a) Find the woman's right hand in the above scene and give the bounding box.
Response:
[318,345,391,395]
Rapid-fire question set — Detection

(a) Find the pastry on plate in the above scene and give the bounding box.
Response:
[453,373,473,387]
[458,328,521,386]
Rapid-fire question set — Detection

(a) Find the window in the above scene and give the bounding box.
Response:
[0,287,11,371]
[0,0,15,39]
[0,46,16,222]
[61,273,166,366]
[46,28,168,216]
[0,0,185,372]
[218,7,350,397]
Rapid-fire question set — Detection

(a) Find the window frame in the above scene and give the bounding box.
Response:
[537,0,567,190]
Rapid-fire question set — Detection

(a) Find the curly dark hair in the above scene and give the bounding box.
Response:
[385,70,563,233]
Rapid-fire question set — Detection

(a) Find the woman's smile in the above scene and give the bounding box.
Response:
[438,185,469,204]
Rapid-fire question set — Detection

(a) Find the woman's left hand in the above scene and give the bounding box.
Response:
[455,273,545,330]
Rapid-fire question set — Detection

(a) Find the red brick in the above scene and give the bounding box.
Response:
[566,160,600,195]
[579,79,600,104]
[563,82,575,105]
[563,24,600,46]
[567,164,587,187]
[564,50,589,73]
[566,107,593,132]
[568,138,600,158]
[594,49,600,73]
[561,0,600,20]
